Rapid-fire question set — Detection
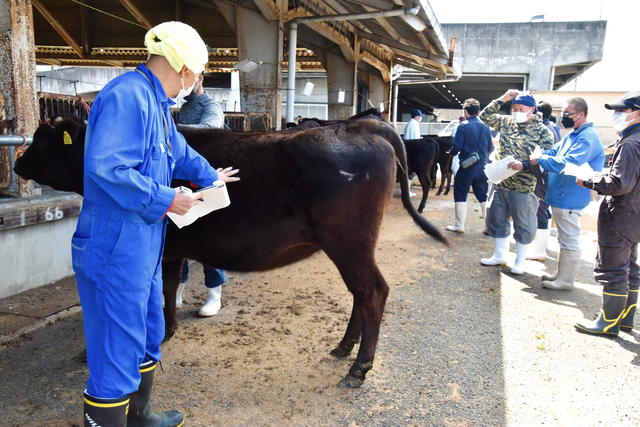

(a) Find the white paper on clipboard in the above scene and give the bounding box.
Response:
[484,155,518,184]
[167,180,230,228]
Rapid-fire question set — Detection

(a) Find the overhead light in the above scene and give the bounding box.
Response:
[234,58,262,73]
[442,84,446,88]
[402,14,427,32]
[302,81,314,96]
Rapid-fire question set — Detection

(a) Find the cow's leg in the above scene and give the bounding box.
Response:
[430,164,437,189]
[162,257,184,341]
[325,248,389,388]
[330,302,362,357]
[416,168,431,213]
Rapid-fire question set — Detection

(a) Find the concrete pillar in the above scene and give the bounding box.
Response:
[0,0,37,197]
[235,7,282,129]
[326,51,356,120]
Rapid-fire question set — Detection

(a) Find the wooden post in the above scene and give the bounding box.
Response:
[0,0,38,197]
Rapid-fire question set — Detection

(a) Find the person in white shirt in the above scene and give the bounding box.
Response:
[403,109,424,196]
[404,108,423,140]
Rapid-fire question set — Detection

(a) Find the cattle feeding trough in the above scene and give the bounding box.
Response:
[14,114,449,388]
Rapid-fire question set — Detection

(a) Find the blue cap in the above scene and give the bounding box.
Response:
[513,94,537,110]
[411,109,424,118]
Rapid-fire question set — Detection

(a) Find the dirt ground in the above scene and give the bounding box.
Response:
[2,188,640,426]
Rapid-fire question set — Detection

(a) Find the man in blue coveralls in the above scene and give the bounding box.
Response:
[73,22,239,426]
[445,98,493,233]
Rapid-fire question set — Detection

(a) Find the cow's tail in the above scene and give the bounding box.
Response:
[383,125,450,246]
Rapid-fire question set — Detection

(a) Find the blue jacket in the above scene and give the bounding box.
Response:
[451,116,493,164]
[83,64,217,224]
[538,122,605,210]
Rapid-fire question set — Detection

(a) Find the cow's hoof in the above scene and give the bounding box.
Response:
[330,346,352,358]
[163,329,176,342]
[74,348,87,364]
[338,374,364,388]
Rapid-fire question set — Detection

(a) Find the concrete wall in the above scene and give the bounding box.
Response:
[0,216,76,299]
[443,21,606,91]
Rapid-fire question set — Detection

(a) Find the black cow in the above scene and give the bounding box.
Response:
[427,136,454,196]
[15,115,448,388]
[403,138,439,213]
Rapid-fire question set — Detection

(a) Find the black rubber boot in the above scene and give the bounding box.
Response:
[620,289,638,332]
[83,392,129,427]
[127,362,184,427]
[575,291,627,337]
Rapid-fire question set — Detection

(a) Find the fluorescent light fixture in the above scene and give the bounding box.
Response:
[302,81,314,96]
[337,89,345,103]
[401,14,427,32]
[234,58,261,73]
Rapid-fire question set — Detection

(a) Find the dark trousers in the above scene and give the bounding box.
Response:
[453,163,489,203]
[595,205,640,293]
[536,200,552,229]
[180,259,227,288]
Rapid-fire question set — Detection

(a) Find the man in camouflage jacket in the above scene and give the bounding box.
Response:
[479,90,554,275]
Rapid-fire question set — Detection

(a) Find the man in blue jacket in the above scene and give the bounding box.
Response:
[73,22,238,426]
[522,97,604,289]
[446,98,493,232]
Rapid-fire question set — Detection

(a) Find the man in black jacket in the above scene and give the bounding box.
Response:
[576,91,640,336]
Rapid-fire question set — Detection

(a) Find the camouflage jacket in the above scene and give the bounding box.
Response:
[480,99,555,193]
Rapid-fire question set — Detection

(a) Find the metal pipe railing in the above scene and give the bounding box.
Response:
[0,135,33,146]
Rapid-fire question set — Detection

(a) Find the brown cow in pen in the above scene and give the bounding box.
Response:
[15,114,448,388]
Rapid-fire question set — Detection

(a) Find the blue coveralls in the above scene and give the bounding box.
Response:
[451,116,493,202]
[72,64,217,399]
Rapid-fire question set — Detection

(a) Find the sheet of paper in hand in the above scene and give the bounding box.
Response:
[561,162,596,181]
[167,180,231,228]
[484,155,518,184]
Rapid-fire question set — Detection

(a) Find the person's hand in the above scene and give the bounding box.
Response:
[529,158,538,166]
[216,166,240,183]
[576,178,587,188]
[499,89,520,103]
[169,189,203,215]
[508,161,523,171]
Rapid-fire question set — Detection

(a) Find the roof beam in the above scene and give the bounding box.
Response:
[358,31,449,68]
[342,0,395,10]
[32,0,84,58]
[252,0,279,21]
[117,0,152,30]
[394,55,445,77]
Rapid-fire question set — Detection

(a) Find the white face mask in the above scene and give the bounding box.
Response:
[612,111,630,131]
[177,74,197,101]
[513,111,529,123]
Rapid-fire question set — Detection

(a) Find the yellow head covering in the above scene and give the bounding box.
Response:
[144,21,208,74]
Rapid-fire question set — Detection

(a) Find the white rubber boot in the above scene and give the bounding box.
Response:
[408,179,416,197]
[542,249,580,290]
[526,228,550,261]
[446,202,467,233]
[479,202,487,219]
[481,237,509,266]
[176,283,186,308]
[198,286,222,317]
[510,242,530,275]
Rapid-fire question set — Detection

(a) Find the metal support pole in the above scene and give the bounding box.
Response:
[0,135,33,146]
[285,21,298,124]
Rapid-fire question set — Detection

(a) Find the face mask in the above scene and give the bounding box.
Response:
[513,111,529,123]
[612,111,630,131]
[177,74,197,100]
[561,115,575,129]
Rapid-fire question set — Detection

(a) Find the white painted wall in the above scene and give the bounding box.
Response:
[0,217,76,298]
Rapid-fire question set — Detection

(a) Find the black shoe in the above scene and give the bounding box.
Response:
[620,289,638,332]
[127,361,184,427]
[575,292,627,337]
[83,392,128,427]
